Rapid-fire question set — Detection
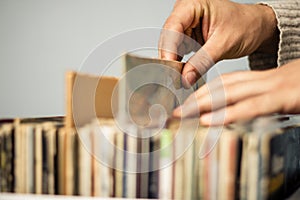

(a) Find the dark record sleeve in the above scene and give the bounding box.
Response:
[268,126,300,199]
[6,126,14,192]
[42,129,48,194]
[282,127,300,197]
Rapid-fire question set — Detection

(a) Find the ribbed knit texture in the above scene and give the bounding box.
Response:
[249,0,300,70]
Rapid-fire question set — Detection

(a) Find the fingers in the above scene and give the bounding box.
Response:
[174,78,271,118]
[202,79,273,112]
[173,70,284,125]
[159,0,214,88]
[173,69,276,121]
[159,28,184,61]
[181,32,229,87]
[200,92,283,125]
[193,70,272,99]
[159,1,204,60]
[181,47,215,87]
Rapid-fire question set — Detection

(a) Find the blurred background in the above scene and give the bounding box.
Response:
[0,0,259,118]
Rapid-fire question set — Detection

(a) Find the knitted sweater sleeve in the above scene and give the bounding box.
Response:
[248,1,300,70]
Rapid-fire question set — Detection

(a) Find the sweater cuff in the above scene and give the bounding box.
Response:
[249,1,300,70]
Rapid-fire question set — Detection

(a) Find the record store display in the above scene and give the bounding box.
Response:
[1,54,300,199]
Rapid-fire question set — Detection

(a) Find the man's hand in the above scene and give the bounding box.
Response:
[173,59,300,125]
[159,0,278,87]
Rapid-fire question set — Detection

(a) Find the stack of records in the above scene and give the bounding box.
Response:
[1,115,300,199]
[1,54,300,199]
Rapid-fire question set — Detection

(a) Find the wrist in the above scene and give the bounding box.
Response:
[255,4,279,54]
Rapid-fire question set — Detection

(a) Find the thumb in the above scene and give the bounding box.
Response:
[182,34,223,87]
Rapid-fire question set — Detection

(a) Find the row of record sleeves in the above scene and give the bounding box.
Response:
[1,115,300,199]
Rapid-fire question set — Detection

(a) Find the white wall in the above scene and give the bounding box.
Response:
[0,0,258,118]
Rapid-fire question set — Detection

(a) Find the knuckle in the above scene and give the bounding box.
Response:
[163,20,174,29]
[248,96,271,117]
[220,74,231,84]
[224,84,240,105]
[224,107,236,124]
[247,100,261,117]
[281,92,297,113]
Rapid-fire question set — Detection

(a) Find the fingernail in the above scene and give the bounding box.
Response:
[173,106,182,117]
[185,71,197,85]
[161,52,175,61]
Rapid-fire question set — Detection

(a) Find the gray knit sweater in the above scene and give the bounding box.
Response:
[249,0,300,70]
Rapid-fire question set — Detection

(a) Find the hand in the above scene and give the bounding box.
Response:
[173,59,300,125]
[159,0,278,86]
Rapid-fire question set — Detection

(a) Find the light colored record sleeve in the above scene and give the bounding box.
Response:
[45,125,57,195]
[13,120,22,193]
[57,128,66,195]
[78,125,92,196]
[182,126,196,200]
[65,128,75,195]
[218,129,240,200]
[34,125,43,194]
[125,130,137,198]
[158,129,173,199]
[114,129,124,198]
[91,125,102,197]
[92,122,115,197]
[21,125,27,193]
[247,134,260,200]
[173,128,184,200]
